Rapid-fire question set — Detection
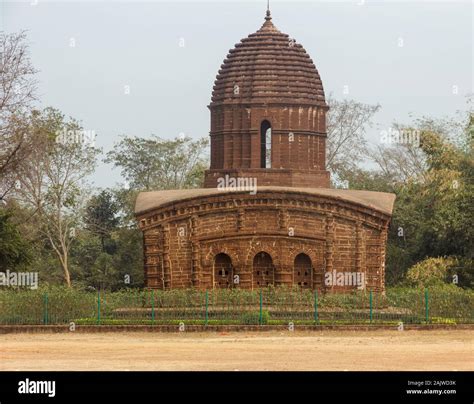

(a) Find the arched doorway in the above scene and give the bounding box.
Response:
[214,253,233,288]
[253,251,274,288]
[294,253,312,289]
[260,120,272,168]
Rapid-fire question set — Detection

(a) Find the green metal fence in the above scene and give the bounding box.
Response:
[0,286,472,326]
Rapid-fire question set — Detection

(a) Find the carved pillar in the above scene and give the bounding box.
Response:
[277,265,293,287]
[355,221,362,273]
[232,133,240,168]
[379,223,389,293]
[223,131,233,169]
[238,259,253,290]
[190,215,201,288]
[278,208,289,231]
[162,225,171,289]
[142,231,148,288]
[355,220,367,291]
[250,130,260,168]
[324,214,334,292]
[157,226,164,290]
[191,242,201,288]
[241,242,255,290]
[143,226,162,289]
[237,208,245,231]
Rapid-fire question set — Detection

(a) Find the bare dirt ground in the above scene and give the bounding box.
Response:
[0,330,472,371]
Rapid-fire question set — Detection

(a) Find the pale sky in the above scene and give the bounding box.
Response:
[2,0,472,188]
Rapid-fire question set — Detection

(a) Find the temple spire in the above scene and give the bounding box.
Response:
[265,0,271,20]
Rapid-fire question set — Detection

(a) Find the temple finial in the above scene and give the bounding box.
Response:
[265,0,271,20]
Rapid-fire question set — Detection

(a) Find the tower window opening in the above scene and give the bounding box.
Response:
[260,120,272,168]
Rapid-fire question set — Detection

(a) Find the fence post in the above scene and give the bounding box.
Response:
[43,293,48,325]
[97,291,101,325]
[369,290,373,323]
[205,291,209,326]
[259,290,263,325]
[425,288,429,324]
[314,290,319,323]
[151,290,155,324]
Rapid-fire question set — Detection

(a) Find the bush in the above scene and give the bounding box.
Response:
[0,286,472,325]
[241,310,269,325]
[387,284,474,323]
[0,286,96,325]
[405,257,458,287]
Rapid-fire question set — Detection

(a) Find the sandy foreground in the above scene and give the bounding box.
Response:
[0,330,472,371]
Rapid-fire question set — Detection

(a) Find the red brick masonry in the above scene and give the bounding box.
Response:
[135,187,395,292]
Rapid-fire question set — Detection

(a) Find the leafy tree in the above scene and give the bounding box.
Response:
[70,188,143,290]
[339,99,473,286]
[0,208,31,270]
[105,135,209,191]
[84,190,119,252]
[13,107,100,287]
[111,187,140,228]
[382,110,473,284]
[110,227,143,289]
[336,166,396,193]
[70,224,143,290]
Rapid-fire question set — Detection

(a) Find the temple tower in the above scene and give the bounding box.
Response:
[204,10,330,188]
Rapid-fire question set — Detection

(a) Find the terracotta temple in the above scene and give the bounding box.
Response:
[135,9,395,292]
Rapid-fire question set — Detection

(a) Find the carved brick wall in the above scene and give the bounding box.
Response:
[138,191,390,293]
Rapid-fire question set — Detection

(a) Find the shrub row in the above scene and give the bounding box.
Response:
[0,285,472,325]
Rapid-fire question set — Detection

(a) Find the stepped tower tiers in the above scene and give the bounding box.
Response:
[204,10,330,188]
[135,10,396,292]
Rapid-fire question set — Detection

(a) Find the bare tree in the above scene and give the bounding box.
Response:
[369,122,427,185]
[326,97,380,178]
[0,31,38,199]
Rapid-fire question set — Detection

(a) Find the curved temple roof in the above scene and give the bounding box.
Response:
[210,10,326,106]
[135,186,396,217]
